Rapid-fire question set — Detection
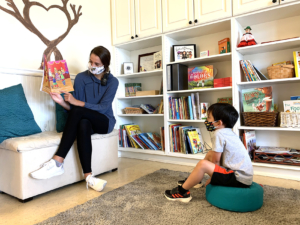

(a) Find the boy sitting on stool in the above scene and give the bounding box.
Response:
[165,103,253,202]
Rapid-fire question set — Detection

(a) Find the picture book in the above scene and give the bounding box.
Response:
[217,97,232,105]
[283,100,300,112]
[140,104,156,114]
[187,130,202,154]
[218,38,230,54]
[40,55,73,94]
[293,51,300,78]
[242,87,274,112]
[243,130,256,158]
[125,125,142,148]
[147,133,162,150]
[188,65,214,89]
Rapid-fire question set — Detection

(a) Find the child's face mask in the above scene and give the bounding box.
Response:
[88,62,105,75]
[204,120,219,132]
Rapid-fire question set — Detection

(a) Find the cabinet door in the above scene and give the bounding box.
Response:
[162,0,194,33]
[135,0,162,38]
[280,0,300,4]
[233,0,279,16]
[111,0,135,45]
[194,0,231,25]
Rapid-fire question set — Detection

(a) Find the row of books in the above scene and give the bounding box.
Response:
[169,124,204,154]
[119,124,165,150]
[240,60,268,81]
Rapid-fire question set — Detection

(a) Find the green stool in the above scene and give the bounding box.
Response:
[206,182,264,212]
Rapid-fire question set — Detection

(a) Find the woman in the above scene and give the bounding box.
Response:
[31,46,119,192]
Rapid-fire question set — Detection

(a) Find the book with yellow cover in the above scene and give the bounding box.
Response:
[293,51,300,78]
[125,125,142,148]
[187,130,202,154]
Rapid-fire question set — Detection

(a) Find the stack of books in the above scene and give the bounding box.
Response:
[240,60,268,81]
[119,124,165,151]
[169,124,204,154]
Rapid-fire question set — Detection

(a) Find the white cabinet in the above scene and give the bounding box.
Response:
[112,0,135,45]
[162,0,194,33]
[280,0,300,3]
[112,0,162,45]
[233,0,279,16]
[135,0,162,39]
[194,0,232,25]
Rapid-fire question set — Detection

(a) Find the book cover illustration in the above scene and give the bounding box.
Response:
[188,65,214,89]
[125,125,142,148]
[242,87,274,112]
[218,38,230,54]
[187,130,202,154]
[217,97,233,105]
[140,104,156,114]
[153,50,162,70]
[40,55,73,94]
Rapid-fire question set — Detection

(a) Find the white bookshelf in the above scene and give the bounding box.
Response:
[113,1,300,181]
[118,114,164,117]
[117,95,163,100]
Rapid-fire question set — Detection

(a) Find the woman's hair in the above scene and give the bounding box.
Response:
[90,46,111,73]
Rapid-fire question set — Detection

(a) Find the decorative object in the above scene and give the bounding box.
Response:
[136,90,159,96]
[123,62,134,74]
[123,107,145,114]
[218,38,230,54]
[237,26,257,48]
[200,50,209,57]
[0,84,42,143]
[35,169,300,225]
[267,65,295,79]
[0,0,82,69]
[138,52,156,72]
[188,66,214,89]
[173,44,196,62]
[242,112,279,127]
[153,51,162,70]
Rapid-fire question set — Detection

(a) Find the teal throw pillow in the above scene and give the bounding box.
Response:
[55,92,73,133]
[0,84,42,143]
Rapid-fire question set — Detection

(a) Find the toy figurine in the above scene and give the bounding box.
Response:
[238,26,257,47]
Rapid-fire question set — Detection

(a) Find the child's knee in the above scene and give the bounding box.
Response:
[196,159,209,169]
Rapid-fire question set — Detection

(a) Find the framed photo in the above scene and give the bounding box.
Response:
[123,62,133,74]
[138,52,156,72]
[173,44,196,62]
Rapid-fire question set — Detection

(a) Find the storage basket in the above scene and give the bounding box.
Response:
[123,107,145,114]
[242,112,279,127]
[253,149,300,166]
[267,65,295,79]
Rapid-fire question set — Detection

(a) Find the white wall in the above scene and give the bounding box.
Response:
[0,0,113,75]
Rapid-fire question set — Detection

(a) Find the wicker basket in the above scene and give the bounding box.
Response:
[242,112,279,127]
[123,107,145,114]
[267,65,295,79]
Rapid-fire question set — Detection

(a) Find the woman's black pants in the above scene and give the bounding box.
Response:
[55,106,109,173]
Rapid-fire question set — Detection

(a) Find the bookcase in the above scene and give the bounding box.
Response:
[113,1,300,181]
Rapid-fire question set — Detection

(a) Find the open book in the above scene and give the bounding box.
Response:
[40,55,74,94]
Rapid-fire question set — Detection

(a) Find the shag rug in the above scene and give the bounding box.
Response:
[37,169,300,225]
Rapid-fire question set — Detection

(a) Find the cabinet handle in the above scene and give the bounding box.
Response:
[272,0,277,3]
[131,36,134,39]
[135,35,138,38]
[189,21,192,24]
[194,19,198,23]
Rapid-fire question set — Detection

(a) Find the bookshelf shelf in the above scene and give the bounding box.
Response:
[115,70,163,79]
[118,114,164,117]
[114,35,162,51]
[167,87,232,94]
[117,95,163,100]
[237,77,300,86]
[166,53,231,67]
[168,152,206,160]
[238,126,300,132]
[118,147,165,155]
[236,38,300,55]
[168,119,205,123]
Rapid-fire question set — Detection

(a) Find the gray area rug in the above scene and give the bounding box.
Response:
[37,169,300,225]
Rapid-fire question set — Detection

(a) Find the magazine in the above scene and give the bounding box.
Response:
[40,55,74,94]
[188,65,214,89]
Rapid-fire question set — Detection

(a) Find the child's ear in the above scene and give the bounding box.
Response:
[217,120,224,126]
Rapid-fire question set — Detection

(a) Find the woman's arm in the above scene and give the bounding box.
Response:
[50,92,71,110]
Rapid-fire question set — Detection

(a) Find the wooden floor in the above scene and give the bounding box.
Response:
[1,157,300,225]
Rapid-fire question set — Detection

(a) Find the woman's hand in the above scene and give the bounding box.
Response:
[50,92,64,105]
[62,92,77,105]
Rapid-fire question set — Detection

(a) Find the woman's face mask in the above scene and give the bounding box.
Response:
[204,120,219,132]
[88,62,105,75]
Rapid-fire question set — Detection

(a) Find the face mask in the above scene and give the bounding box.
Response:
[204,120,219,132]
[88,62,105,75]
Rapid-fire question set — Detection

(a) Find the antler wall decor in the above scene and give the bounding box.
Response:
[0,0,82,69]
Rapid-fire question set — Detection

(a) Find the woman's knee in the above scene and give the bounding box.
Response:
[78,119,92,132]
[70,106,85,116]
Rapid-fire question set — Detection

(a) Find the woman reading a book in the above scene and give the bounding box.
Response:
[31,46,119,192]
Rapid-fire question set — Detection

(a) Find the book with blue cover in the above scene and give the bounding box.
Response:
[188,96,193,120]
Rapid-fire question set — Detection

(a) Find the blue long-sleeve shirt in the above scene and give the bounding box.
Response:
[72,70,119,133]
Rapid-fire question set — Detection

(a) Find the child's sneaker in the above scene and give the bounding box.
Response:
[86,174,107,192]
[177,178,203,188]
[30,159,64,179]
[164,187,192,203]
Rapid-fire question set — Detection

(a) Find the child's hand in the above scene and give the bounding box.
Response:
[205,178,211,187]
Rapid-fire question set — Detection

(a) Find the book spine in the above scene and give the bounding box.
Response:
[176,128,180,153]
[240,61,250,81]
[138,134,153,149]
[184,97,189,119]
[191,93,197,120]
[243,60,253,81]
[135,135,149,149]
[187,135,193,154]
[169,97,172,119]
[167,65,172,90]
[175,99,180,119]
[294,51,299,78]
[131,135,144,149]
[178,98,183,119]
[146,133,160,150]
[188,96,193,120]
[143,134,158,150]
[247,60,261,81]
[246,60,257,81]
[196,93,201,120]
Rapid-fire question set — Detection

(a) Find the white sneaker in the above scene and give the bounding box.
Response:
[86,174,107,192]
[30,159,64,179]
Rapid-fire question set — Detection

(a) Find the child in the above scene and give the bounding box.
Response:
[165,103,253,202]
[59,70,66,86]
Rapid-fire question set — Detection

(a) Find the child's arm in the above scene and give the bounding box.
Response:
[211,152,222,166]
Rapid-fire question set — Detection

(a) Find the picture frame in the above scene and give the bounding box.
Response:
[123,62,134,74]
[138,52,156,72]
[173,44,196,62]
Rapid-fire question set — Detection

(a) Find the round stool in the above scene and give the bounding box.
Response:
[206,182,264,212]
